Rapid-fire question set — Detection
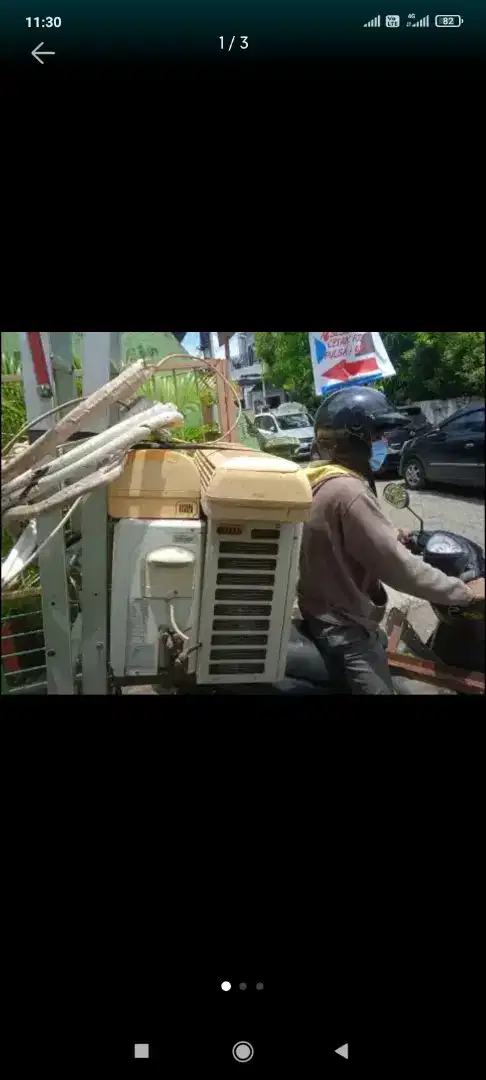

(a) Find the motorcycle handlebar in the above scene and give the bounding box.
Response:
[405,531,427,555]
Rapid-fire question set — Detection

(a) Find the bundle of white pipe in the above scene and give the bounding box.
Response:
[1,358,151,481]
[2,403,183,523]
[1,348,243,587]
[1,400,183,585]
[2,402,183,511]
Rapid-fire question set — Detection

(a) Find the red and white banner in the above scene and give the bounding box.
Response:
[309,332,396,395]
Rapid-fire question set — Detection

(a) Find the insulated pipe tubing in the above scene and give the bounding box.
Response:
[2,459,127,524]
[2,349,242,482]
[1,402,181,501]
[2,409,182,509]
[1,357,151,481]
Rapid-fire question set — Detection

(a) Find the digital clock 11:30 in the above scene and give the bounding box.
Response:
[26,16,62,28]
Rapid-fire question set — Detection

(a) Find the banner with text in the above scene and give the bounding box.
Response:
[309,333,396,395]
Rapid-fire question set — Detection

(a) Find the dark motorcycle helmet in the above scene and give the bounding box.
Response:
[312,386,409,485]
[315,386,407,442]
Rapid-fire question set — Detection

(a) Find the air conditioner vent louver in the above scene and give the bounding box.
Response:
[206,534,278,670]
[197,522,301,684]
[211,634,268,647]
[218,558,277,571]
[210,648,267,661]
[216,573,275,587]
[212,619,270,632]
[219,541,279,555]
[251,529,280,539]
[209,662,265,675]
[214,604,272,617]
[215,588,274,602]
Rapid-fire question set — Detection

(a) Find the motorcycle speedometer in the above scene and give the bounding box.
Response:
[425,533,465,556]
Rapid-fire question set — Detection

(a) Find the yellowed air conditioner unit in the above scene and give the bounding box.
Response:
[108,449,201,520]
[193,446,312,522]
[192,448,312,683]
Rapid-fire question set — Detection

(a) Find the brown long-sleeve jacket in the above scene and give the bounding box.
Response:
[298,468,474,630]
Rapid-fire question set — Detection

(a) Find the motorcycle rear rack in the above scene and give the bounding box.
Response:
[386,608,485,695]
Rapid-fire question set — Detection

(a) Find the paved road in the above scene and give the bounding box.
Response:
[376,478,485,553]
[377,478,484,691]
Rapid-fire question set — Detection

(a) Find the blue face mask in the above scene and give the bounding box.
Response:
[370,440,388,472]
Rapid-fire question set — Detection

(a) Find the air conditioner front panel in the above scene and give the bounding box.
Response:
[196,521,301,684]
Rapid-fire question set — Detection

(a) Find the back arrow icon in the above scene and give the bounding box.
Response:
[32,42,56,64]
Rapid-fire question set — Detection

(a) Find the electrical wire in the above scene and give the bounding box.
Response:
[2,349,243,535]
[143,352,242,444]
[2,497,84,587]
[169,603,189,643]
[2,395,135,461]
[1,395,88,457]
[1,345,245,602]
[2,357,153,481]
[2,458,127,523]
[2,404,182,507]
[3,350,241,473]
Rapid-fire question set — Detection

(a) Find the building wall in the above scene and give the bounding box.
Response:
[229,332,286,411]
[413,396,484,426]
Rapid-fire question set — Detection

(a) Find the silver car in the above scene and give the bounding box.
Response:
[253,408,315,460]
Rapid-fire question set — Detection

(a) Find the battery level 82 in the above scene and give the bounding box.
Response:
[434,15,464,26]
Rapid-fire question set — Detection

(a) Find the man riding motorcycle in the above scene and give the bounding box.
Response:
[299,386,485,695]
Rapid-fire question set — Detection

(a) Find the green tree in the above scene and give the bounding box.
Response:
[255,332,316,407]
[376,332,485,402]
[253,330,484,405]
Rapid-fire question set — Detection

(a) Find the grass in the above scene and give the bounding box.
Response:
[1,334,220,565]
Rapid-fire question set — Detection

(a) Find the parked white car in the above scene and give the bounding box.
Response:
[253,407,315,460]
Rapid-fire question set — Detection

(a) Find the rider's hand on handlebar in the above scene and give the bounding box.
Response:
[397,529,413,546]
[466,578,485,601]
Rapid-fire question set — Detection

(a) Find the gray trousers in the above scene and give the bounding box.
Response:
[303,614,395,695]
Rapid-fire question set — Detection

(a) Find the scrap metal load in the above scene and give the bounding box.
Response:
[2,346,314,689]
[1,358,186,587]
[109,446,313,685]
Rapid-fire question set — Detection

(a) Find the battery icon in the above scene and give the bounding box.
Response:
[435,15,464,26]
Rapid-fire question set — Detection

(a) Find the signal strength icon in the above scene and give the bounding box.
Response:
[364,14,381,26]
[412,14,430,24]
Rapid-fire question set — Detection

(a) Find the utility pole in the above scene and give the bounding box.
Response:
[198,333,214,428]
[216,333,238,443]
[198,333,238,443]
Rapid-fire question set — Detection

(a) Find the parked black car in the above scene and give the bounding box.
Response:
[399,404,485,489]
[378,407,431,474]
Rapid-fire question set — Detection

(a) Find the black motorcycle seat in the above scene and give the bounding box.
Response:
[285,619,334,684]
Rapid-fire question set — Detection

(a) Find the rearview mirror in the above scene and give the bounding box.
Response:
[383,483,410,510]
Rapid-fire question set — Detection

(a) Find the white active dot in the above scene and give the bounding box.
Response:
[221,980,232,991]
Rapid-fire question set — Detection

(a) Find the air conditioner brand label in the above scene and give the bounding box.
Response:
[173,532,195,544]
[126,600,156,673]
